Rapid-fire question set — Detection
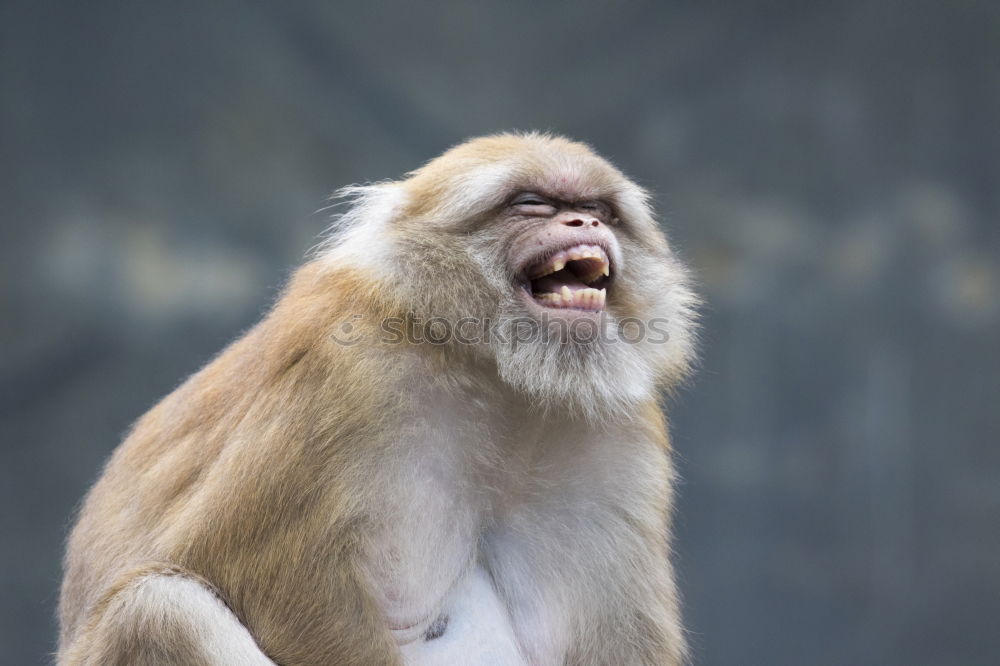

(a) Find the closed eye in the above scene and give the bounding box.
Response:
[512,193,551,207]
[510,192,558,216]
[577,200,613,219]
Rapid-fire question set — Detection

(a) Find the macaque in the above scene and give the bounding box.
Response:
[58,133,698,665]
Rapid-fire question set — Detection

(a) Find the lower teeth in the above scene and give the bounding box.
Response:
[534,287,606,309]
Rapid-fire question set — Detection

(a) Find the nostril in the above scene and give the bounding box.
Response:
[590,220,599,227]
[563,219,584,227]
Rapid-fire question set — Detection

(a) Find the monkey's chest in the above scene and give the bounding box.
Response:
[368,405,607,664]
[396,565,525,665]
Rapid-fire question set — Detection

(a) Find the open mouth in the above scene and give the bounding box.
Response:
[524,244,612,312]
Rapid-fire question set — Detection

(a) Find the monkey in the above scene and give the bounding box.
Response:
[57,132,698,665]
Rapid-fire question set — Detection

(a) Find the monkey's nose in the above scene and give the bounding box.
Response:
[562,218,600,228]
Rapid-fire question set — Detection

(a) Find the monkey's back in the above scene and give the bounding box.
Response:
[59,264,409,664]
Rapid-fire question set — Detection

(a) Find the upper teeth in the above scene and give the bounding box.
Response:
[530,244,611,281]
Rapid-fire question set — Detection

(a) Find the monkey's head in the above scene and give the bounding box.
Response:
[322,133,697,419]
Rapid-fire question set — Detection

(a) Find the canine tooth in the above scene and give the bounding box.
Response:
[579,260,609,283]
[560,285,572,302]
[535,258,564,278]
[596,288,606,308]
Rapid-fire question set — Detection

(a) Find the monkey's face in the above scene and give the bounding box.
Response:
[478,174,694,418]
[329,134,696,418]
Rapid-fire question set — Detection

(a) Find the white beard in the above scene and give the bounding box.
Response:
[490,309,660,423]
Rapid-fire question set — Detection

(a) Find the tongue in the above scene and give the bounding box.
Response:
[532,268,590,294]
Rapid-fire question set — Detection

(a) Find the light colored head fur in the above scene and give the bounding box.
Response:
[317,132,698,421]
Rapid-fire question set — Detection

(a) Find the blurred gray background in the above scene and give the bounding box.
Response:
[2,1,999,664]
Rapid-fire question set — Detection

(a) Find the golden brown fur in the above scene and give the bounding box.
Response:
[61,267,407,664]
[59,133,697,665]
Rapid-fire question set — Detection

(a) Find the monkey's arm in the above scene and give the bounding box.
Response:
[58,565,276,666]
